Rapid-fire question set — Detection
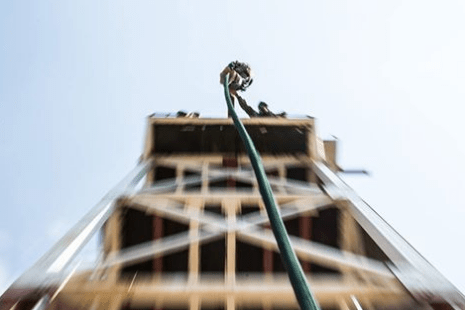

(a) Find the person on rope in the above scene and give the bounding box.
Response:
[219,60,254,93]
[220,66,320,310]
[220,61,286,118]
[220,61,253,117]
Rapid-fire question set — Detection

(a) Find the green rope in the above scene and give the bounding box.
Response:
[223,74,321,310]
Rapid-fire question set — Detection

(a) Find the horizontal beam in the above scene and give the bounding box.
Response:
[137,175,223,195]
[133,193,322,204]
[130,195,333,233]
[147,159,324,196]
[62,277,407,307]
[154,155,312,169]
[149,116,314,126]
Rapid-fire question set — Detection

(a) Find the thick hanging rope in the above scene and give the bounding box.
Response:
[222,72,321,310]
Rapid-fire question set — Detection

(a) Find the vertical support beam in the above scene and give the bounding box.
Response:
[188,198,203,285]
[261,200,274,278]
[299,215,312,272]
[226,295,235,310]
[106,207,122,283]
[339,207,357,282]
[108,294,123,310]
[263,242,273,273]
[309,164,317,185]
[225,199,237,287]
[307,123,318,161]
[338,203,369,284]
[339,204,364,255]
[145,161,155,188]
[307,122,319,185]
[175,164,185,194]
[142,120,154,160]
[190,295,200,310]
[201,161,209,195]
[153,215,163,273]
[223,157,238,187]
[277,165,286,194]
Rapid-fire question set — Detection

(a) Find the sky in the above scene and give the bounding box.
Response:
[1,0,465,297]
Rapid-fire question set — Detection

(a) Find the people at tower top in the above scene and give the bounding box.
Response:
[220,61,287,118]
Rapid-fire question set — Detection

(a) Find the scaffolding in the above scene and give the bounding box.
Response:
[1,116,464,310]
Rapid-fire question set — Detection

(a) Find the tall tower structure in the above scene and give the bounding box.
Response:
[1,115,464,310]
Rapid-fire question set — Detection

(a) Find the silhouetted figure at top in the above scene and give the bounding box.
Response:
[220,61,287,118]
[236,95,286,118]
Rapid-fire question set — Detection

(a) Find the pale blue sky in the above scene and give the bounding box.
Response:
[1,0,465,295]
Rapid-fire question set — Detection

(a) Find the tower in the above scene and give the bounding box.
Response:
[1,115,464,310]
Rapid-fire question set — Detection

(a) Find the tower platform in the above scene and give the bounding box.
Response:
[1,116,464,310]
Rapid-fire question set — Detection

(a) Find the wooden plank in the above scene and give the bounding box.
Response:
[225,199,238,286]
[62,278,407,308]
[149,116,314,127]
